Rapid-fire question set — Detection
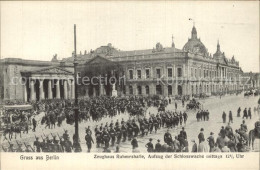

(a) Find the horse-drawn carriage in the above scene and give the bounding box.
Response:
[244,90,253,97]
[186,99,200,110]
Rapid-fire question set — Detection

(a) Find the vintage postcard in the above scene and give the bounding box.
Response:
[0,1,259,170]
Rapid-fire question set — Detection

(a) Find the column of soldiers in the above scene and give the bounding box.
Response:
[88,110,188,152]
[196,110,210,122]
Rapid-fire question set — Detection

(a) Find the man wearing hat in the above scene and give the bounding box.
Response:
[155,139,162,152]
[198,128,205,144]
[85,131,94,152]
[207,132,215,152]
[145,138,154,152]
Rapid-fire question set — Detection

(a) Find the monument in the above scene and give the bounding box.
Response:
[112,83,117,97]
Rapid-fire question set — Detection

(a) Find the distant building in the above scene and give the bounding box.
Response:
[0,26,243,101]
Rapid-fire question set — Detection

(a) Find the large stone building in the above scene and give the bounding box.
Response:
[0,26,242,102]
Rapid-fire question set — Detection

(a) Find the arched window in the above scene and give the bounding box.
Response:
[145,85,149,95]
[129,85,133,95]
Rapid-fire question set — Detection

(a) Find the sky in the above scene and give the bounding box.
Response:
[1,1,259,72]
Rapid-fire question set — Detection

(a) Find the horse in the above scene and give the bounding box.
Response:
[248,124,260,150]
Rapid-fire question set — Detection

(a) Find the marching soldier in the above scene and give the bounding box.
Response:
[121,122,127,142]
[102,128,110,149]
[109,126,116,146]
[127,120,133,140]
[153,117,158,133]
[115,125,122,144]
[95,128,102,148]
[132,120,139,137]
[85,131,94,152]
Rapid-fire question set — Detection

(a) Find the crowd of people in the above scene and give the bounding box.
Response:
[1,94,259,153]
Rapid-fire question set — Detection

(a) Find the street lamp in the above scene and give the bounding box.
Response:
[73,24,82,152]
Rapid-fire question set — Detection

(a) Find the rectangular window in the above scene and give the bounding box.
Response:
[129,70,133,79]
[156,69,161,78]
[168,68,172,78]
[191,68,193,77]
[177,68,182,77]
[145,69,150,79]
[137,70,141,79]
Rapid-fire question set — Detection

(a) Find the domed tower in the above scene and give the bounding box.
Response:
[183,26,208,56]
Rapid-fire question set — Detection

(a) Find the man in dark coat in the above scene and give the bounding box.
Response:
[207,132,215,152]
[131,137,138,150]
[155,139,162,152]
[243,108,248,119]
[222,112,226,123]
[145,138,154,152]
[85,131,94,152]
[198,128,205,144]
[228,111,233,123]
[164,129,173,145]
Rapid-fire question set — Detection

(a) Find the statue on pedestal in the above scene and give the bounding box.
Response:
[112,83,117,97]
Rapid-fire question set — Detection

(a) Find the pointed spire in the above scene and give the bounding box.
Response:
[217,39,220,52]
[191,25,197,39]
[171,35,175,48]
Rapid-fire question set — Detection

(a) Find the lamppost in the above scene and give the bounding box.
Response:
[73,24,82,152]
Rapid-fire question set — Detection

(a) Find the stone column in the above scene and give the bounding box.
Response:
[24,83,27,102]
[100,84,104,96]
[39,79,45,100]
[85,85,89,97]
[56,80,60,99]
[163,84,168,96]
[142,85,146,96]
[64,80,68,99]
[30,79,36,101]
[133,84,137,95]
[150,84,155,95]
[48,80,53,99]
[174,82,178,96]
[71,80,75,99]
[67,81,71,99]
[93,86,96,97]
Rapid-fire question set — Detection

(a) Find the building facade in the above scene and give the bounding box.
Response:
[0,26,242,102]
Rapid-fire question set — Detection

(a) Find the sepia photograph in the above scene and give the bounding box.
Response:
[0,1,260,169]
